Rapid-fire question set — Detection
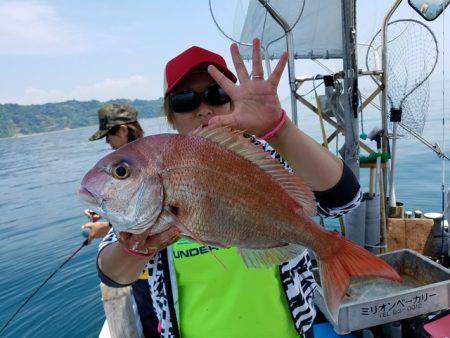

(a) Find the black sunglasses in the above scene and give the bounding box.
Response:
[169,84,231,113]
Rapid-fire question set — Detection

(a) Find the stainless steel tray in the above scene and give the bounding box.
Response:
[312,249,450,334]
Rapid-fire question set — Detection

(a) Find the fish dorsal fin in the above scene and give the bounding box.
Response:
[237,244,306,268]
[192,125,316,217]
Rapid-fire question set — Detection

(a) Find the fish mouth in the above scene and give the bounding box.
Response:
[78,186,102,207]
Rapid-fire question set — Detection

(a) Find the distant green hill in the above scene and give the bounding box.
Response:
[0,98,163,138]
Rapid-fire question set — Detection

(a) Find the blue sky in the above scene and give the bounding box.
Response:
[0,0,448,105]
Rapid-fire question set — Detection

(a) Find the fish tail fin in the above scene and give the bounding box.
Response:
[318,234,402,322]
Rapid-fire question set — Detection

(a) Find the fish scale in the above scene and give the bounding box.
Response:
[163,167,291,248]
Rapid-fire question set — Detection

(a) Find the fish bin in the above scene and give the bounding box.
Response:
[312,249,450,334]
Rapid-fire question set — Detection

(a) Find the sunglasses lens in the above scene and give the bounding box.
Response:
[203,85,230,106]
[170,91,201,113]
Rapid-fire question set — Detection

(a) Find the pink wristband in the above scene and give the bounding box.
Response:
[258,110,287,141]
[120,244,154,257]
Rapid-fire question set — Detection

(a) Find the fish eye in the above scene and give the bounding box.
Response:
[112,163,131,179]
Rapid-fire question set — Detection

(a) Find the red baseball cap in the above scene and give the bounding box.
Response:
[164,46,237,97]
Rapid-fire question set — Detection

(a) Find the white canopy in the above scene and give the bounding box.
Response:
[238,0,343,60]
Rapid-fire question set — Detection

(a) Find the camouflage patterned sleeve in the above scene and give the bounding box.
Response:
[98,227,117,251]
[314,163,362,218]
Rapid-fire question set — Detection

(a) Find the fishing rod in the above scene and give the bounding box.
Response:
[0,237,89,336]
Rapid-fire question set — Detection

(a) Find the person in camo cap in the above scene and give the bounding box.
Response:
[82,104,159,337]
[83,103,144,242]
[88,103,143,149]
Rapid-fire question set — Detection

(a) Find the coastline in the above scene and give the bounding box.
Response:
[0,116,170,141]
[0,98,164,140]
[0,127,81,140]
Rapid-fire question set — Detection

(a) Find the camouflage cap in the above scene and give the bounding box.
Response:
[89,104,138,141]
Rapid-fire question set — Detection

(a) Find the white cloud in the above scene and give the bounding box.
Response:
[5,75,158,104]
[0,1,90,55]
[71,75,154,101]
[20,87,68,104]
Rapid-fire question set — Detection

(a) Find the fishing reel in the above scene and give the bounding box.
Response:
[81,209,99,239]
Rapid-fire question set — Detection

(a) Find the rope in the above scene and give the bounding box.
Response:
[313,76,328,149]
[297,81,324,97]
[0,239,89,335]
[359,89,365,136]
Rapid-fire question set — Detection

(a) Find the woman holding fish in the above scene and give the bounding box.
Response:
[81,39,401,337]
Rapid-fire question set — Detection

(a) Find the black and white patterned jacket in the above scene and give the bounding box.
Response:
[98,141,362,338]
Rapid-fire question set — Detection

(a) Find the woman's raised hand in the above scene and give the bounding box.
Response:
[207,38,288,137]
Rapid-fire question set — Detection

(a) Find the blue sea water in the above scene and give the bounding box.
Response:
[0,111,448,337]
[0,118,171,338]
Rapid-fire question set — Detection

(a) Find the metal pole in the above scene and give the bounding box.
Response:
[341,0,359,177]
[257,0,298,125]
[389,122,398,207]
[381,0,402,205]
[399,122,449,160]
[341,0,365,243]
[264,46,272,76]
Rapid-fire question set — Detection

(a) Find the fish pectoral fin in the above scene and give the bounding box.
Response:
[237,244,306,268]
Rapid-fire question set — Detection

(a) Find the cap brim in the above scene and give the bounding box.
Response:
[89,129,109,141]
[165,62,237,97]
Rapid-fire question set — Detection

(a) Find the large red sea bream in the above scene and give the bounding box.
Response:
[79,126,402,321]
